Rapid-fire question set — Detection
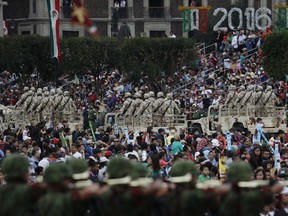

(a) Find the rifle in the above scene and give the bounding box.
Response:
[162,100,173,116]
[255,92,263,105]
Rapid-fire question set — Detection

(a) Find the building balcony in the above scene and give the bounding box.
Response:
[61,5,72,19]
[144,7,170,19]
[111,7,132,19]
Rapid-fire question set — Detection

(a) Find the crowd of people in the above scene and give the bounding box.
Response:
[0,26,288,215]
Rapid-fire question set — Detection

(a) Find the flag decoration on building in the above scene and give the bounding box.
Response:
[274,5,288,31]
[178,5,211,33]
[3,20,8,35]
[47,0,62,61]
[71,0,99,39]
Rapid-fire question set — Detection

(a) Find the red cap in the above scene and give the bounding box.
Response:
[53,138,60,145]
[105,151,113,157]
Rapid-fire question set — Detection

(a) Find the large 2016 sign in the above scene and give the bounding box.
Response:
[182,7,284,32]
[213,7,272,31]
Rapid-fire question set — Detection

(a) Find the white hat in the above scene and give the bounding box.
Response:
[281,187,288,195]
[212,139,220,148]
[194,152,200,158]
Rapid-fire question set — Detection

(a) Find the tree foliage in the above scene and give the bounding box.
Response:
[262,32,288,80]
[0,36,196,86]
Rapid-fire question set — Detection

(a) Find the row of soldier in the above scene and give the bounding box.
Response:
[1,154,286,216]
[224,85,279,116]
[118,91,181,127]
[15,86,76,116]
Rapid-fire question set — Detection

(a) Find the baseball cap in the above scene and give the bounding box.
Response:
[105,151,113,157]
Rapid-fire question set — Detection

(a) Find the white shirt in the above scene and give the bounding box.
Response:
[169,34,176,38]
[38,157,50,171]
[72,151,82,159]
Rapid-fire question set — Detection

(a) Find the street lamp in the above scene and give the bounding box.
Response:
[0,0,8,37]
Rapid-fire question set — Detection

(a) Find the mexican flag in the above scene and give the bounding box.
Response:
[47,0,62,61]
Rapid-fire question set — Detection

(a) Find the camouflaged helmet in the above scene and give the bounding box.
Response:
[66,158,89,180]
[30,87,36,92]
[56,88,63,94]
[227,161,253,182]
[130,162,148,180]
[256,86,263,91]
[43,87,48,92]
[167,93,173,99]
[157,92,164,98]
[144,93,150,99]
[170,160,197,183]
[23,86,29,91]
[44,163,72,184]
[130,162,151,187]
[2,154,30,179]
[125,92,131,98]
[64,91,69,96]
[44,91,50,96]
[37,88,42,93]
[149,91,155,97]
[134,92,140,98]
[106,157,132,185]
[266,86,272,91]
[239,86,245,91]
[66,158,92,188]
[247,85,253,91]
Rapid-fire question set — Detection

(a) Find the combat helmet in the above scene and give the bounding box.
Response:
[266,86,272,91]
[247,85,254,91]
[30,87,36,92]
[44,163,72,184]
[56,88,63,94]
[106,157,132,185]
[166,93,173,99]
[170,160,197,183]
[239,86,245,91]
[144,93,150,99]
[157,92,164,98]
[2,154,30,180]
[43,87,48,92]
[125,92,131,98]
[130,162,151,187]
[23,86,29,91]
[64,91,69,96]
[149,91,155,97]
[227,161,253,182]
[66,158,92,188]
[256,86,263,91]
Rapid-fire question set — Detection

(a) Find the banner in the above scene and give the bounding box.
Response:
[47,0,62,61]
[71,0,99,38]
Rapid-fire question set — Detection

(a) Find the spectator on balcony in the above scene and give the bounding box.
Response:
[168,31,176,39]
[114,1,119,10]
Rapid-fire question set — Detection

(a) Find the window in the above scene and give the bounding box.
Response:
[150,31,166,38]
[33,25,37,35]
[149,0,164,18]
[33,0,36,13]
[62,31,79,38]
[21,31,31,35]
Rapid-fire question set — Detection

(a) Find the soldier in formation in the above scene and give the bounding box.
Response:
[224,85,280,117]
[14,86,76,122]
[118,91,182,127]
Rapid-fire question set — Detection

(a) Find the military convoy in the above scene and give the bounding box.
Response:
[104,104,287,136]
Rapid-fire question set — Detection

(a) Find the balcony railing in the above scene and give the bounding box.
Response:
[111,7,132,19]
[143,7,170,19]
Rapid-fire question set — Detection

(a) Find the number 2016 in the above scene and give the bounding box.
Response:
[213,7,272,31]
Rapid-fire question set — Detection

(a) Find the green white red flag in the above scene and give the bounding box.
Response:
[47,0,62,61]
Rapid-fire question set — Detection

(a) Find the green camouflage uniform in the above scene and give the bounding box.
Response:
[220,161,273,216]
[37,163,74,216]
[0,154,40,216]
[166,160,217,216]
